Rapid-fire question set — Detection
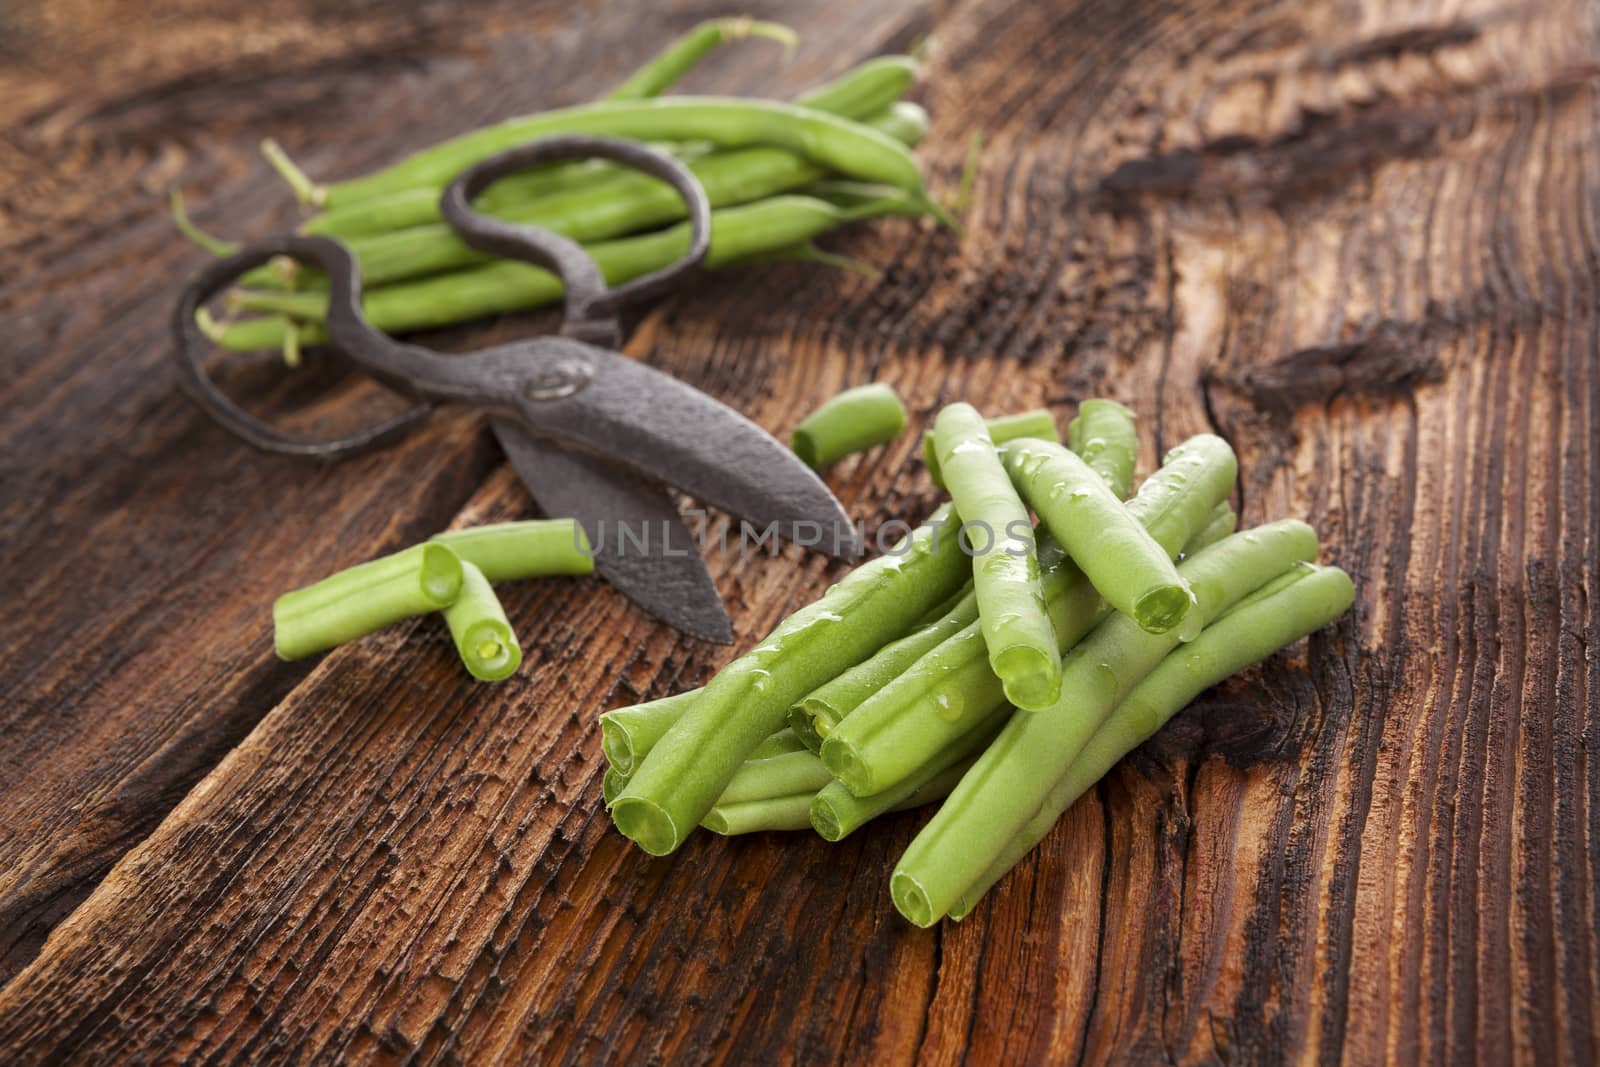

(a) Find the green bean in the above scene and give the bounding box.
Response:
[1066,398,1137,497]
[717,750,834,805]
[946,562,1354,919]
[599,689,701,775]
[608,17,796,101]
[791,382,908,469]
[442,562,522,681]
[811,714,1000,841]
[923,408,1056,487]
[932,402,1060,710]
[1187,503,1237,557]
[611,502,971,855]
[216,194,925,350]
[789,589,977,751]
[429,519,593,582]
[1001,437,1195,634]
[319,98,936,211]
[267,104,928,291]
[821,434,1236,796]
[603,723,804,806]
[273,543,463,661]
[890,519,1319,926]
[301,54,919,238]
[702,795,816,834]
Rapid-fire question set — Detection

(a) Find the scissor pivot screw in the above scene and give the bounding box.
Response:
[524,358,593,400]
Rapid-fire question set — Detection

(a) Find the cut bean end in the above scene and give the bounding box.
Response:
[819,736,874,797]
[419,543,466,603]
[612,797,681,856]
[599,719,635,775]
[1132,584,1195,634]
[994,645,1061,710]
[462,621,521,681]
[890,871,937,927]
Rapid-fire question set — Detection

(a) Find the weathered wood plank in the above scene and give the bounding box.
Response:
[2,0,1596,1063]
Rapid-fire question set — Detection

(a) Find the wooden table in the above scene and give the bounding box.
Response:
[2,0,1595,1061]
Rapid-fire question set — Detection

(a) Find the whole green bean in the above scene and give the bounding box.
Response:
[821,434,1236,796]
[600,688,701,775]
[791,382,908,469]
[933,402,1060,710]
[273,104,928,291]
[811,714,1000,841]
[430,519,593,581]
[891,519,1320,927]
[301,54,919,238]
[790,588,978,751]
[320,98,936,210]
[1001,437,1195,634]
[217,194,923,350]
[1066,398,1137,497]
[273,542,463,660]
[607,17,796,101]
[946,562,1355,919]
[443,562,522,681]
[611,502,971,855]
[923,408,1057,487]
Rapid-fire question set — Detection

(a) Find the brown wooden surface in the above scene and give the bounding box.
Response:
[1,0,1596,1062]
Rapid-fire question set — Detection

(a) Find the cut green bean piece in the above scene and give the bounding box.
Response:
[611,502,971,855]
[791,383,907,469]
[1066,399,1137,498]
[430,520,593,582]
[891,519,1319,927]
[442,562,522,681]
[1187,503,1236,556]
[924,408,1057,487]
[749,728,809,761]
[947,563,1354,919]
[790,589,977,751]
[599,689,700,775]
[811,713,1001,841]
[822,434,1236,796]
[273,542,463,661]
[603,766,630,807]
[606,725,808,807]
[933,403,1060,710]
[1001,437,1195,634]
[607,18,796,101]
[702,794,816,835]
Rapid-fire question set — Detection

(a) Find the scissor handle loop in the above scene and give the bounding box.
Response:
[171,235,431,459]
[439,134,712,347]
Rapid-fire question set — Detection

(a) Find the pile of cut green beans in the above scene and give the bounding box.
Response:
[274,519,593,681]
[605,395,1354,926]
[175,18,950,355]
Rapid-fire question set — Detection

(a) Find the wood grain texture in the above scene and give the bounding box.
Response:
[1,0,1596,1063]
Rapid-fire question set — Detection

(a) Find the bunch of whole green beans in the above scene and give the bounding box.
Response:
[178,19,949,355]
[601,395,1355,926]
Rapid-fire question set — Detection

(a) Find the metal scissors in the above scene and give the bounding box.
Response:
[173,135,861,643]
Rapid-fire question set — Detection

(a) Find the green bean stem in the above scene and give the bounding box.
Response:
[611,502,971,855]
[946,562,1354,919]
[607,18,797,101]
[890,519,1320,927]
[429,519,593,582]
[1066,398,1137,497]
[933,402,1060,710]
[791,382,908,469]
[923,408,1057,487]
[442,562,522,682]
[821,434,1236,796]
[267,104,927,291]
[599,689,701,775]
[811,715,1000,841]
[217,194,921,350]
[1001,438,1195,634]
[273,543,464,661]
[790,588,978,751]
[301,54,918,239]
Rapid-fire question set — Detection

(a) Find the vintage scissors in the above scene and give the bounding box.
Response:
[173,135,861,643]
